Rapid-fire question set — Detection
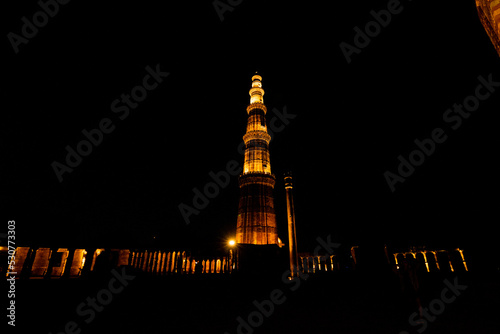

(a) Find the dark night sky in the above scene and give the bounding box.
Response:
[3,1,499,257]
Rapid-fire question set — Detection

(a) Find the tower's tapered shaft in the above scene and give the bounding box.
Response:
[236,74,278,245]
[285,172,299,277]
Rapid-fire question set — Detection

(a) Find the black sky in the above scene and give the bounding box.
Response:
[4,0,499,257]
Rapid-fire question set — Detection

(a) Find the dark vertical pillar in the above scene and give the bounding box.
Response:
[285,172,299,278]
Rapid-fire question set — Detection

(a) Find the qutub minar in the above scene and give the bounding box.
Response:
[236,74,279,245]
[3,74,473,280]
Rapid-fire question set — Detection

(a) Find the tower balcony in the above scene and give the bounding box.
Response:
[243,131,271,144]
[246,103,267,114]
[238,172,276,188]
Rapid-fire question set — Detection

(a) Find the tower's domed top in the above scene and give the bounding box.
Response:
[252,73,262,82]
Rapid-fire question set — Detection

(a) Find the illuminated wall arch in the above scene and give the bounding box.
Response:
[135,252,142,269]
[155,251,162,273]
[149,251,157,273]
[449,249,468,272]
[140,251,148,271]
[190,259,196,274]
[436,251,453,272]
[170,252,177,273]
[180,251,187,273]
[415,252,429,273]
[160,252,167,274]
[425,251,439,272]
[301,257,308,274]
[50,248,70,277]
[185,256,191,274]
[308,257,314,272]
[176,252,182,273]
[165,252,171,273]
[70,249,87,277]
[129,252,136,268]
[396,253,406,269]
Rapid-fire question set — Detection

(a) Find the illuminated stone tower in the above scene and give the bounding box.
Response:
[236,74,278,245]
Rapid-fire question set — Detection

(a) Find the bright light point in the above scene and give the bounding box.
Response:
[228,240,236,246]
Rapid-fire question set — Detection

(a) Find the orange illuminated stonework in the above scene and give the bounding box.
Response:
[476,0,500,57]
[236,74,278,245]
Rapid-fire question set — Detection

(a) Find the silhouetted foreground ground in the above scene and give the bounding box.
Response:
[11,269,499,334]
